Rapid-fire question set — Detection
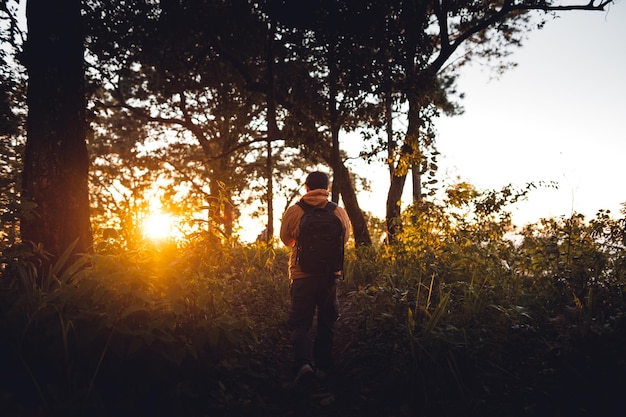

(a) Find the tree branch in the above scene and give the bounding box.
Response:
[430,0,614,76]
[95,96,276,161]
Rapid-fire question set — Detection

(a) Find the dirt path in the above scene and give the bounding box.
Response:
[246,285,409,417]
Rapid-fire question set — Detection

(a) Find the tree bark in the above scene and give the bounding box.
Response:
[385,171,408,243]
[265,14,277,244]
[22,0,92,258]
[328,42,341,204]
[411,162,422,202]
[385,89,394,179]
[339,162,371,246]
[385,93,421,243]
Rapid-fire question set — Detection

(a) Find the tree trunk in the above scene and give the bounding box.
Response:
[339,162,371,246]
[265,15,277,244]
[22,0,92,258]
[411,162,422,202]
[265,137,274,242]
[385,93,421,243]
[385,89,394,179]
[330,125,341,203]
[328,45,341,204]
[385,172,408,243]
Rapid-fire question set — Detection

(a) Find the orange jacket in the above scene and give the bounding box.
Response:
[280,188,351,280]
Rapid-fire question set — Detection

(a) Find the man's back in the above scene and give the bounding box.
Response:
[295,200,345,274]
[280,188,350,280]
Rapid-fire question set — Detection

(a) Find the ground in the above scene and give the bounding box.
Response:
[2,285,625,417]
[231,286,626,417]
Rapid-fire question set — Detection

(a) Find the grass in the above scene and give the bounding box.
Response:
[1,203,625,416]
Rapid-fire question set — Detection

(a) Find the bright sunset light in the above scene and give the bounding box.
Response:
[142,212,178,241]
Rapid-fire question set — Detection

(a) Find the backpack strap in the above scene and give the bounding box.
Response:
[296,200,312,212]
[325,201,338,212]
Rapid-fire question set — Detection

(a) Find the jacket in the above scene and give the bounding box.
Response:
[279,188,351,280]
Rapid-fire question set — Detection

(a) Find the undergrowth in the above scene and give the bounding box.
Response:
[1,186,625,416]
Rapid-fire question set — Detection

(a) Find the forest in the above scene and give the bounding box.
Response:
[1,0,625,416]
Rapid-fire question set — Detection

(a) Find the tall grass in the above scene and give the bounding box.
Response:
[1,186,625,415]
[337,187,626,414]
[0,234,292,413]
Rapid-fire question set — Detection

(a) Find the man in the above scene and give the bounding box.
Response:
[280,171,351,389]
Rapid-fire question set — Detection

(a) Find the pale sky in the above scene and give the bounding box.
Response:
[349,2,626,228]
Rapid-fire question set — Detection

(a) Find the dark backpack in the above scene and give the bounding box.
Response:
[296,201,345,274]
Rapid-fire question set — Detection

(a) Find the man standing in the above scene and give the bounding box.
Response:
[280,171,351,389]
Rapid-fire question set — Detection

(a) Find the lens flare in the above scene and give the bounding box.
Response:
[142,212,176,241]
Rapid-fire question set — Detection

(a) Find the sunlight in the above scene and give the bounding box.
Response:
[142,212,178,241]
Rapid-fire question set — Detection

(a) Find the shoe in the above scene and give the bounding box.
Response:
[292,364,315,390]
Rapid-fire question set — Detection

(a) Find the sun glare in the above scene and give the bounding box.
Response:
[142,212,177,241]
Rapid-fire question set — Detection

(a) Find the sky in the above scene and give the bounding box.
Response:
[348,1,626,228]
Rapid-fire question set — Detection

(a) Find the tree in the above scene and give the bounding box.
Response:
[84,0,374,245]
[84,0,272,239]
[267,0,385,245]
[21,0,92,258]
[369,0,615,242]
[0,0,26,251]
[80,0,616,250]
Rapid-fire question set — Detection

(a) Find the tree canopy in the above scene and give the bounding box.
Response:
[0,0,616,253]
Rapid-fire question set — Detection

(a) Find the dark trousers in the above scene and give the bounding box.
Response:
[288,275,339,374]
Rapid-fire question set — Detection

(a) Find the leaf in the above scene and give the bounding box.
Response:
[49,238,80,279]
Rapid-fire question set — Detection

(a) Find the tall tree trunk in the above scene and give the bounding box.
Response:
[328,56,341,203]
[22,0,92,258]
[265,13,277,244]
[411,162,422,202]
[385,171,408,243]
[385,94,421,243]
[265,138,274,242]
[385,88,394,179]
[320,147,370,246]
[330,125,341,204]
[320,143,371,246]
[338,162,371,246]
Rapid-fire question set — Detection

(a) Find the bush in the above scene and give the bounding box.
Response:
[2,187,625,416]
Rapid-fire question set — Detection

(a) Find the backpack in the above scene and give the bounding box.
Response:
[296,201,345,274]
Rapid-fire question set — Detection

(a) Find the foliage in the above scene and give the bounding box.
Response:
[516,210,626,318]
[77,0,561,246]
[2,189,626,415]
[83,0,285,239]
[0,235,289,414]
[337,185,626,415]
[0,0,26,257]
